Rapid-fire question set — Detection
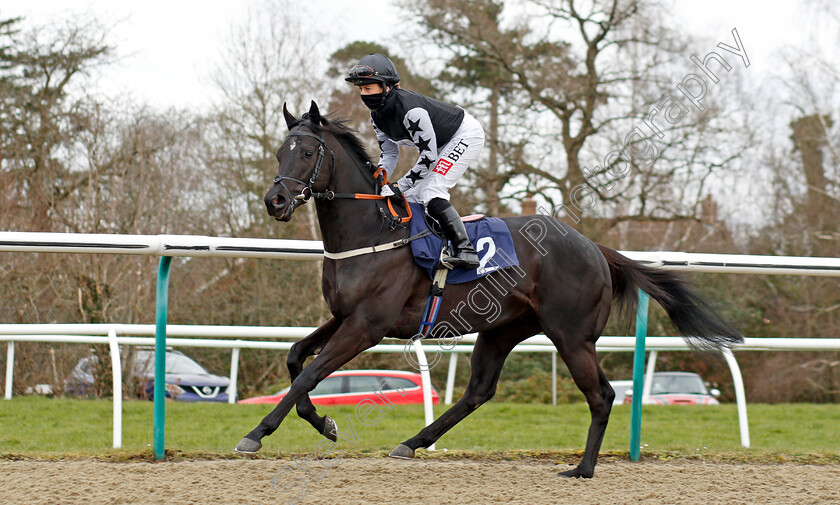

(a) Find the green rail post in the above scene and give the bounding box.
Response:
[153,256,172,461]
[629,289,649,462]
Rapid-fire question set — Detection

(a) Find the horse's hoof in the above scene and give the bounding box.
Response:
[322,416,338,443]
[234,437,262,454]
[557,467,592,479]
[388,444,415,459]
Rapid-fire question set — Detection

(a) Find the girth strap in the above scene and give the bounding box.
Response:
[322,229,433,260]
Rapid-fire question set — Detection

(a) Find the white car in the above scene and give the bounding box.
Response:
[608,380,634,405]
[615,372,721,406]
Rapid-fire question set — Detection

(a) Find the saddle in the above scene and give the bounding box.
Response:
[411,203,521,339]
[407,202,520,284]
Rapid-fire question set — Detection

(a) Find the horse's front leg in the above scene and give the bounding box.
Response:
[235,317,384,453]
[287,317,341,440]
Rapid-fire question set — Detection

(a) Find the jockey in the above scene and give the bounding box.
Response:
[345,53,483,270]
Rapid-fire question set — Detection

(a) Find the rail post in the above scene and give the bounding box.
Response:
[629,289,649,462]
[107,328,123,449]
[412,339,436,451]
[551,351,557,406]
[723,348,750,447]
[229,342,241,404]
[444,353,457,405]
[4,341,13,400]
[153,256,172,461]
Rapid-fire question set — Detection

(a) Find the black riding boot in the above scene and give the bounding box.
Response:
[427,198,480,269]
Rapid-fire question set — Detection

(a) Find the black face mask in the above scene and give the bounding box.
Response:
[361,92,385,110]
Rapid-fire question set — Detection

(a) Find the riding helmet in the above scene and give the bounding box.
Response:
[345,53,401,88]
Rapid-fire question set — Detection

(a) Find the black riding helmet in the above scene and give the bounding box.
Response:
[345,53,400,88]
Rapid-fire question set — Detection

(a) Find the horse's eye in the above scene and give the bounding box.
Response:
[305,150,314,158]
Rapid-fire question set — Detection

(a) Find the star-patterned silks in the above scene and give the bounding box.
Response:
[406,117,423,136]
[418,156,434,169]
[415,135,431,153]
[407,169,424,184]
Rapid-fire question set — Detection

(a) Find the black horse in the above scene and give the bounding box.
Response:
[236,101,742,478]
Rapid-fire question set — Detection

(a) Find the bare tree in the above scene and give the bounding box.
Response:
[399,0,752,231]
[0,16,113,231]
[203,0,330,241]
[185,0,332,338]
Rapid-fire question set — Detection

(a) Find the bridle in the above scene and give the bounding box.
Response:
[272,123,412,227]
[272,128,335,205]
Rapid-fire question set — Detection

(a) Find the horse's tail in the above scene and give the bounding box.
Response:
[596,244,743,351]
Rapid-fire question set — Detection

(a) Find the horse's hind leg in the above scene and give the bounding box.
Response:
[540,306,614,478]
[389,321,537,459]
[554,344,614,478]
[287,317,341,441]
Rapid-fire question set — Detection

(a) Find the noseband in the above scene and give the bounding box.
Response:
[273,128,335,204]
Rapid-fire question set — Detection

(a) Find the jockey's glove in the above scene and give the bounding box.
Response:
[379,182,402,198]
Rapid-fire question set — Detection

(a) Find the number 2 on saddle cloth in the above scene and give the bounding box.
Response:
[412,205,520,340]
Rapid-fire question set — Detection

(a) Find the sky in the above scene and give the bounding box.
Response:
[2,0,825,111]
[2,0,405,109]
[3,0,836,231]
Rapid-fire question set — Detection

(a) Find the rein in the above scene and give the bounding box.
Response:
[276,126,412,227]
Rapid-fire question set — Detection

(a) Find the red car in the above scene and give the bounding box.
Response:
[622,372,721,405]
[239,369,440,405]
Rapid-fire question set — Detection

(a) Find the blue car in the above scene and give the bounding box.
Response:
[65,348,230,402]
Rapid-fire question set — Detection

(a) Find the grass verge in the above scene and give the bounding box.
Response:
[1,398,838,464]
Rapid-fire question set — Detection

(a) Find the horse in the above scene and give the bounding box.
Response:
[236,101,742,479]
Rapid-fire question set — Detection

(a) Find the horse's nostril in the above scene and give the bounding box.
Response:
[266,192,286,213]
[271,194,287,208]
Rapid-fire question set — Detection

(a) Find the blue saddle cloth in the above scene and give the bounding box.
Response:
[407,202,520,284]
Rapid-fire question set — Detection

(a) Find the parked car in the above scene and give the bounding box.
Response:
[239,369,439,405]
[65,348,230,402]
[608,380,634,405]
[622,372,720,405]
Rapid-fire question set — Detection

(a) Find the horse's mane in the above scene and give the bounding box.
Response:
[292,113,375,167]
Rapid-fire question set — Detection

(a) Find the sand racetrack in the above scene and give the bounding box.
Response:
[2,458,838,504]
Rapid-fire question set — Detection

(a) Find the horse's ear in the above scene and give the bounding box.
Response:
[308,101,321,123]
[283,102,296,130]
